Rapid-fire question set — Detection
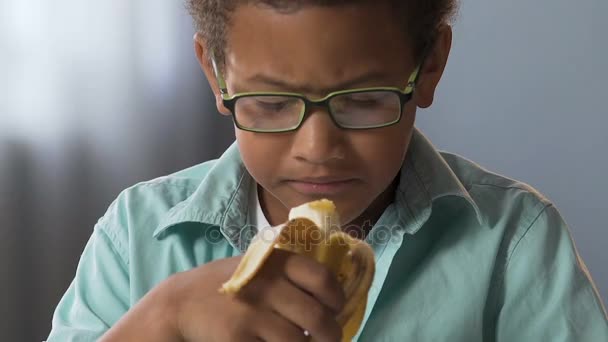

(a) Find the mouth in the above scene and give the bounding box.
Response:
[285,177,359,196]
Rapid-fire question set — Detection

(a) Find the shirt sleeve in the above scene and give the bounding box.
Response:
[497,204,608,341]
[46,225,130,342]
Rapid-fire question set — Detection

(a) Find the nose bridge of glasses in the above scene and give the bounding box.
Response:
[298,95,342,128]
[303,95,333,111]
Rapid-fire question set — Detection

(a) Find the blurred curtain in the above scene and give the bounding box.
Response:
[0,1,233,341]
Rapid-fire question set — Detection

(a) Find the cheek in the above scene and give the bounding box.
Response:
[352,113,415,184]
[236,131,288,184]
[354,133,406,182]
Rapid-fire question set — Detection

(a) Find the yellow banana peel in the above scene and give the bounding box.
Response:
[220,199,375,341]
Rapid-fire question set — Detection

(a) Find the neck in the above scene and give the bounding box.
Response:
[344,175,398,240]
[258,185,289,227]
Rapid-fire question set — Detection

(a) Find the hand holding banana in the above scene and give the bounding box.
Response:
[221,199,376,341]
[100,199,374,342]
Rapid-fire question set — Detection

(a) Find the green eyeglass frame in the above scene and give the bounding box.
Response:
[211,57,424,133]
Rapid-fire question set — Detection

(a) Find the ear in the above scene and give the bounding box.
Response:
[414,24,453,109]
[193,33,232,116]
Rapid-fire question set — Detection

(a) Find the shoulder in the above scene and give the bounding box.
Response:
[441,150,551,208]
[439,151,557,251]
[94,159,219,259]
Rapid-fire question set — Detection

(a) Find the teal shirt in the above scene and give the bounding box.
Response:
[47,129,608,341]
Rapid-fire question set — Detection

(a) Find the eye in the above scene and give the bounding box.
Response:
[339,92,390,108]
[254,97,298,112]
[350,98,381,106]
[255,99,289,110]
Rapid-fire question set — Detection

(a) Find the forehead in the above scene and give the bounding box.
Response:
[223,3,415,91]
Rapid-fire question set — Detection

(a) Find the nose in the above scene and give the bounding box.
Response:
[291,107,346,164]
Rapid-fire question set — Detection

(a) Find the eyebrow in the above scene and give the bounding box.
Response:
[242,71,394,94]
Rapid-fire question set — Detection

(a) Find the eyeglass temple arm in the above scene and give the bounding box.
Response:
[404,45,433,93]
[404,65,421,93]
[211,56,229,97]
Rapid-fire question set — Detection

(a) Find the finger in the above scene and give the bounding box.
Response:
[266,278,342,342]
[271,250,346,314]
[226,301,269,342]
[254,309,308,342]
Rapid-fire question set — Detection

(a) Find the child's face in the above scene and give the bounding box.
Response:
[196,2,450,226]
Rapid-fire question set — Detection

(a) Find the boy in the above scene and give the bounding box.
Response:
[48,1,608,341]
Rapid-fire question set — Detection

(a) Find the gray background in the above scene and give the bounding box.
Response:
[0,0,605,341]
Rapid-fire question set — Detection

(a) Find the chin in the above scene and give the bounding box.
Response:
[337,203,370,226]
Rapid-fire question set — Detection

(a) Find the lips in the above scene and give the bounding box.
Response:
[285,177,358,196]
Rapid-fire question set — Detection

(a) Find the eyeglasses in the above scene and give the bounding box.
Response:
[211,58,423,133]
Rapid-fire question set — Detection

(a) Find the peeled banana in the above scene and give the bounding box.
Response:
[220,199,375,341]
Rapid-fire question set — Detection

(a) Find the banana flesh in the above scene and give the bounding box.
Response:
[220,199,375,341]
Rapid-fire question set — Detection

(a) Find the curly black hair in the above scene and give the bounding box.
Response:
[187,0,458,68]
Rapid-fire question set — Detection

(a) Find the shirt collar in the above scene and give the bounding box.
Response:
[393,129,484,235]
[152,142,256,251]
[152,128,483,249]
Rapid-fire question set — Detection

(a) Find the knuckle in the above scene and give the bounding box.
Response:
[271,248,293,266]
[240,272,273,303]
[315,316,342,342]
[312,266,344,311]
[275,324,308,342]
[335,287,346,311]
[231,305,255,332]
[307,303,334,333]
[314,266,336,289]
[229,330,255,342]
[308,301,326,321]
